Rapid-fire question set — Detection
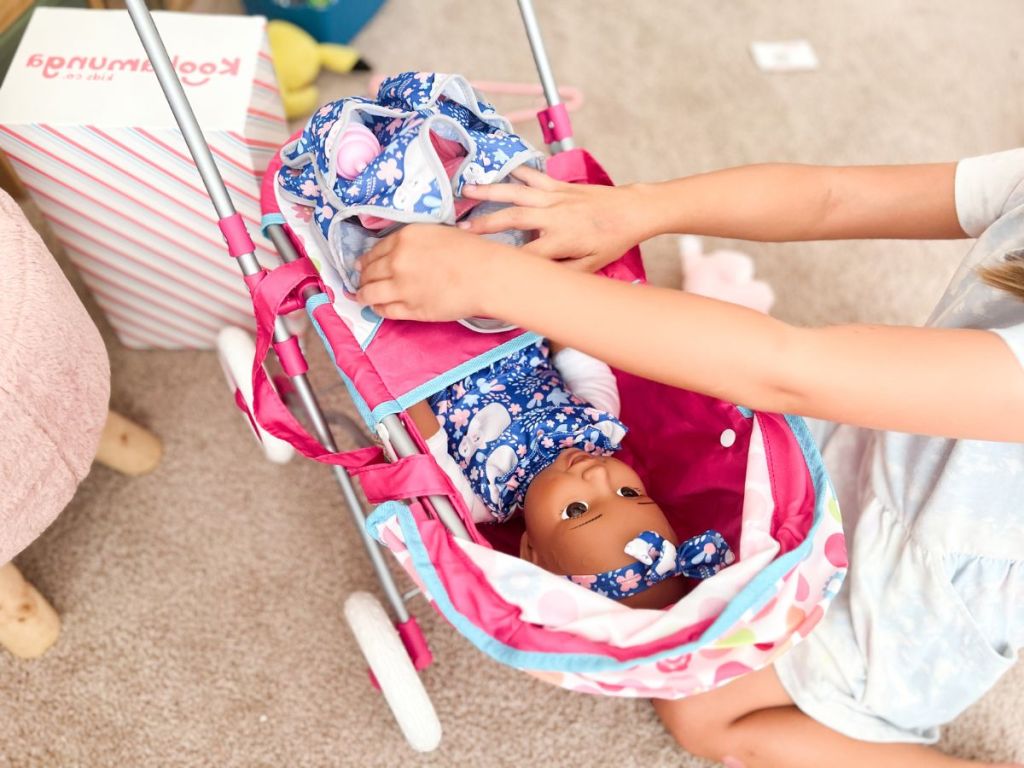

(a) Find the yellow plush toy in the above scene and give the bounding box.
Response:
[266,20,369,120]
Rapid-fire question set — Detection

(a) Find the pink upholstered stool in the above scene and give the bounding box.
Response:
[0,189,161,658]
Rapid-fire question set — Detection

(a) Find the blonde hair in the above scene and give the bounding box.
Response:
[980,250,1024,301]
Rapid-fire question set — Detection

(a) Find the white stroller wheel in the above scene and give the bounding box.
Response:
[343,592,442,753]
[215,327,295,465]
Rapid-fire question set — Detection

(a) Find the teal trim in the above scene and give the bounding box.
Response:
[260,213,287,238]
[368,331,542,425]
[306,292,332,312]
[388,411,837,673]
[359,315,384,351]
[366,501,406,541]
[306,293,377,431]
[367,399,404,427]
[737,406,754,418]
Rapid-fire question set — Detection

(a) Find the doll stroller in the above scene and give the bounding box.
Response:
[127,0,848,753]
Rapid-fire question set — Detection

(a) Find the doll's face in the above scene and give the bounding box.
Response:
[520,448,677,577]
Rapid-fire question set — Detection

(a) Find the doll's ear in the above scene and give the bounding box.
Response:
[519,531,539,564]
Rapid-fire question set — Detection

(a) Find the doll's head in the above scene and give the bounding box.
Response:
[519,448,687,609]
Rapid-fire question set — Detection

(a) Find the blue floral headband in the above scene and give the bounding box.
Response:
[567,530,734,600]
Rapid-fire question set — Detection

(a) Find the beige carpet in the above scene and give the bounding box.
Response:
[3,0,1023,765]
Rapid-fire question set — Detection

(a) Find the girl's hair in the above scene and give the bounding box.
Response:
[980,250,1024,301]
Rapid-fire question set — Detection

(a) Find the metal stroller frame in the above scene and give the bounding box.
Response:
[124,0,577,750]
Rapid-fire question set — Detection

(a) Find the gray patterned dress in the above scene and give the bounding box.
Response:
[775,149,1024,744]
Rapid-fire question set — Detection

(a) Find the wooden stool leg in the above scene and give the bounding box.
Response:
[0,562,60,659]
[95,410,162,476]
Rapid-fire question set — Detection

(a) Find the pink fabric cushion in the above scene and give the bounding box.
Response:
[0,189,110,564]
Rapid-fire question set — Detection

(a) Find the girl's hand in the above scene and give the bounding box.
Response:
[459,166,654,272]
[355,224,507,322]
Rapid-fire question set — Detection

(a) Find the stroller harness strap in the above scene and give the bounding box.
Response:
[356,452,461,506]
[248,257,382,470]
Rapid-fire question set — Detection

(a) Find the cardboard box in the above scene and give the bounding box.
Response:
[0,8,288,348]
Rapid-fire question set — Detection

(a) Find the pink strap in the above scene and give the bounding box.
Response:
[248,259,382,469]
[219,213,256,259]
[310,303,394,408]
[355,453,459,504]
[233,387,262,439]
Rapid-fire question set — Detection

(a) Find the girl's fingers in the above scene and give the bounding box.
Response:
[461,182,550,207]
[356,280,400,308]
[511,165,561,191]
[457,206,541,235]
[564,255,602,272]
[521,237,566,260]
[357,233,397,270]
[356,254,392,285]
[371,302,413,320]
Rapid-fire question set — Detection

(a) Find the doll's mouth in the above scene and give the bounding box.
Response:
[570,513,603,530]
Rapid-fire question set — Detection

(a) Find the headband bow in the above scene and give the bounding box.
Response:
[567,530,734,601]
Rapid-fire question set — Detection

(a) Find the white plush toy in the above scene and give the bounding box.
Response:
[679,235,775,315]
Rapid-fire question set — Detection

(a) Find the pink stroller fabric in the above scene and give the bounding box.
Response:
[253,143,847,698]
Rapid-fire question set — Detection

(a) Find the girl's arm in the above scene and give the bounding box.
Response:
[461,163,965,269]
[356,227,1024,442]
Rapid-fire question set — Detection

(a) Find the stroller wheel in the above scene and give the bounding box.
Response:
[215,327,295,465]
[343,592,442,752]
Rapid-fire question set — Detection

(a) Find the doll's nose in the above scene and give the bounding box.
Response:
[581,461,610,485]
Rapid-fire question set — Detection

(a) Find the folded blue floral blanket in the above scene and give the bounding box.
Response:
[277,72,542,292]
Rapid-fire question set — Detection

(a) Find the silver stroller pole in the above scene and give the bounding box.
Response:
[123,0,326,450]
[123,0,427,619]
[125,0,259,277]
[516,0,575,151]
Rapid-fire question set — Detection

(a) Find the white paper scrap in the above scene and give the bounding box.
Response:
[750,40,820,72]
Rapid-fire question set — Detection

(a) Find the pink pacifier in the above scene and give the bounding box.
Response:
[334,123,382,180]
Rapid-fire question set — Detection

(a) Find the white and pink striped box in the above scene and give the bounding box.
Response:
[0,8,289,349]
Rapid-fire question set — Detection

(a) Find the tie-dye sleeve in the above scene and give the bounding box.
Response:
[955,148,1024,237]
[992,323,1024,374]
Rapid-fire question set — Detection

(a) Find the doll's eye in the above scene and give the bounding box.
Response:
[561,501,589,520]
[616,487,641,498]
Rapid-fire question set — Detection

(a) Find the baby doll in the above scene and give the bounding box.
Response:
[407,341,734,609]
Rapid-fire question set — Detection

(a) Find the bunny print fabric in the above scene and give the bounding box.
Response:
[428,342,627,522]
[276,72,542,294]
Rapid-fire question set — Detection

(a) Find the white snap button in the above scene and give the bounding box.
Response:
[720,428,737,448]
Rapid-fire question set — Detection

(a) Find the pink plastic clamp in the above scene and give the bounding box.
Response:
[243,269,266,293]
[368,616,433,690]
[218,213,256,259]
[396,617,433,670]
[272,335,308,377]
[537,102,573,145]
